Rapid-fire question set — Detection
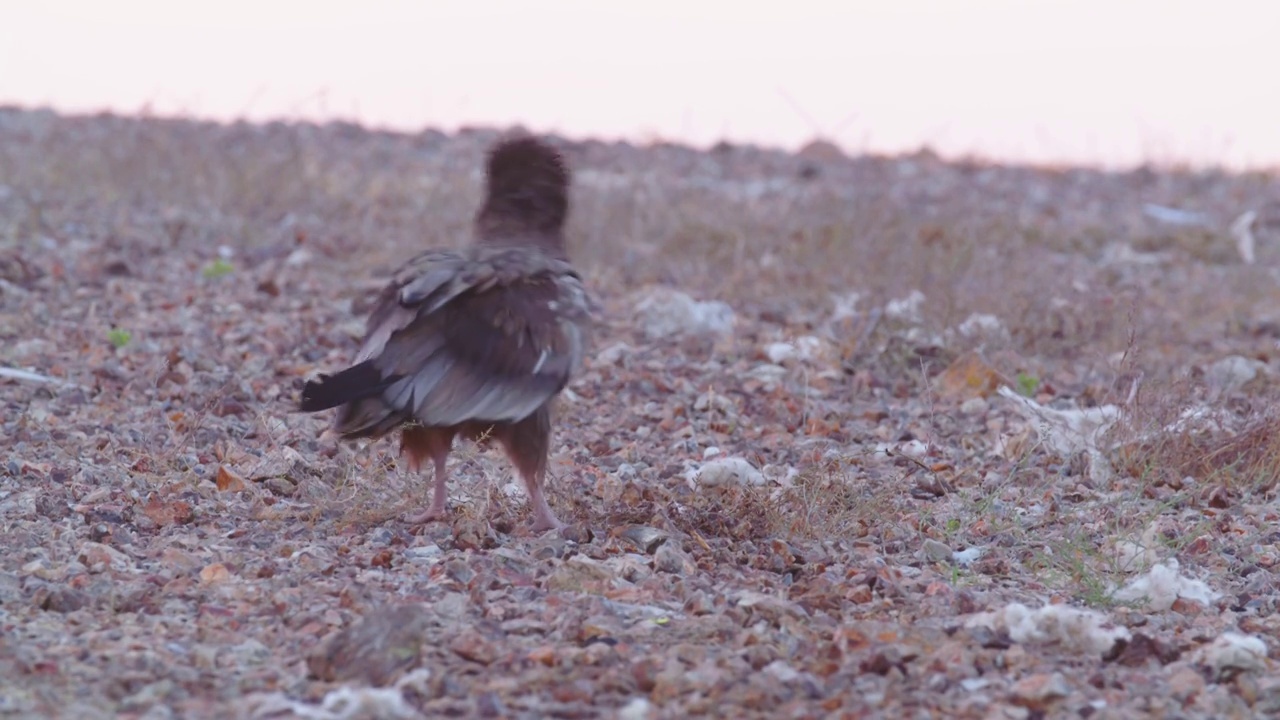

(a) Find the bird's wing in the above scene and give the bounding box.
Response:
[316,246,591,437]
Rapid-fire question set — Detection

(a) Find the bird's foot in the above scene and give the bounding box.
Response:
[404,503,451,524]
[528,512,568,535]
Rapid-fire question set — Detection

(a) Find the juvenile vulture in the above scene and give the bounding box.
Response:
[299,136,591,532]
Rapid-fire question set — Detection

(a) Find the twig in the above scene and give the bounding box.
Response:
[855,307,884,351]
[884,447,933,473]
[0,366,86,390]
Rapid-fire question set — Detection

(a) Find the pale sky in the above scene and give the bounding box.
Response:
[3,0,1278,169]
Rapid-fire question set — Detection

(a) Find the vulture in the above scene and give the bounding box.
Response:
[299,136,591,532]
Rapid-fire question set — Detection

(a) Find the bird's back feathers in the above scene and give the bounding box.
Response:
[300,136,591,440]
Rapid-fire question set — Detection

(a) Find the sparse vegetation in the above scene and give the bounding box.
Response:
[201,257,234,279]
[106,327,131,348]
[2,107,1279,717]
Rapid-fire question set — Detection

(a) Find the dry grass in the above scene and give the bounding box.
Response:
[4,107,1280,718]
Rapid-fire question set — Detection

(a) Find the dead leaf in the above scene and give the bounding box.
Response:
[936,351,1005,400]
[199,562,231,584]
[216,465,248,492]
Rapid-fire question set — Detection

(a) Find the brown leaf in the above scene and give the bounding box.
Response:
[216,465,247,493]
[199,562,232,584]
[935,351,1005,399]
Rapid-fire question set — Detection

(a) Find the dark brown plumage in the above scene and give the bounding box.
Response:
[300,136,591,532]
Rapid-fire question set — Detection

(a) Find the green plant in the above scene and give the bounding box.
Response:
[203,258,234,279]
[1015,372,1040,397]
[107,327,132,348]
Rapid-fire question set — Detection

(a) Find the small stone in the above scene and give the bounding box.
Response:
[1199,631,1268,679]
[402,544,443,565]
[78,542,135,574]
[1204,355,1263,395]
[119,680,175,713]
[452,517,497,551]
[443,559,475,585]
[263,477,296,497]
[19,559,62,581]
[1249,674,1280,714]
[560,522,594,544]
[860,645,909,676]
[159,547,203,574]
[653,544,690,575]
[1107,632,1180,666]
[450,629,498,665]
[845,585,873,604]
[696,457,765,488]
[1009,672,1071,709]
[959,396,989,415]
[735,591,808,624]
[764,660,801,683]
[921,539,953,564]
[38,586,90,613]
[1166,664,1206,703]
[546,556,616,594]
[618,697,655,720]
[475,691,508,718]
[631,287,735,340]
[198,563,232,584]
[140,496,194,526]
[0,572,20,603]
[576,615,621,645]
[616,525,668,555]
[307,604,431,686]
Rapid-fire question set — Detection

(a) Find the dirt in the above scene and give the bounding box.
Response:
[2,106,1280,718]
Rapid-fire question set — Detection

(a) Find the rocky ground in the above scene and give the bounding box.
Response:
[3,107,1280,718]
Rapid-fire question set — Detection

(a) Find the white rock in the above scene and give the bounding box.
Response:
[1112,559,1220,611]
[596,342,632,365]
[830,292,862,322]
[1112,541,1158,572]
[997,386,1120,481]
[632,287,734,340]
[1204,355,1264,396]
[921,539,953,563]
[694,457,766,488]
[765,342,799,364]
[284,248,312,266]
[955,313,1010,342]
[1196,632,1268,678]
[11,339,55,358]
[1143,203,1211,227]
[965,602,1130,655]
[1230,210,1258,264]
[746,364,788,384]
[617,697,655,720]
[885,290,926,323]
[764,660,802,683]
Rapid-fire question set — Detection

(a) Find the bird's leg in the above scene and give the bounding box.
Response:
[522,466,565,533]
[400,426,454,524]
[498,409,566,533]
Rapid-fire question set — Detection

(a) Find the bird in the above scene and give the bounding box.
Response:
[299,135,592,533]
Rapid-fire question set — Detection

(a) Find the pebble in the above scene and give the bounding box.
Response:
[1009,672,1070,709]
[618,697,655,720]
